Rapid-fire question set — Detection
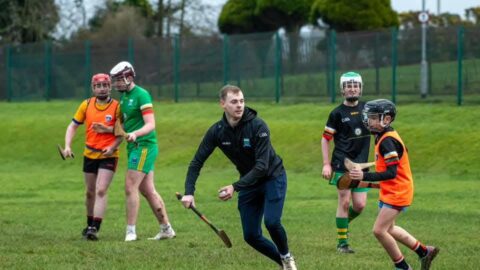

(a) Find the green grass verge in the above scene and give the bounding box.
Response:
[0,101,478,269]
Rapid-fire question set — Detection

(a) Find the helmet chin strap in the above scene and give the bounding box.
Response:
[367,114,388,133]
[379,114,386,128]
[113,76,131,92]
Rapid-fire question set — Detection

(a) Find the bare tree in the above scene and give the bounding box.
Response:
[54,0,87,39]
[155,0,164,36]
[151,0,218,37]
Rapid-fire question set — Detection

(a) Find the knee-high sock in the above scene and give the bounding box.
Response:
[336,217,349,247]
[348,205,361,223]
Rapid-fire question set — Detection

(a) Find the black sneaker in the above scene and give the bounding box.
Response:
[420,246,439,270]
[81,227,88,238]
[85,226,98,241]
[337,244,355,254]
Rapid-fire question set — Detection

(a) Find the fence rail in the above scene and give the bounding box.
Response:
[1,26,479,105]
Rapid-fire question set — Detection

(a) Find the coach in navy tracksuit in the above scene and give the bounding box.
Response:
[181,85,297,270]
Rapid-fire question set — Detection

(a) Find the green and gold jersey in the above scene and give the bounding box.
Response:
[120,85,157,149]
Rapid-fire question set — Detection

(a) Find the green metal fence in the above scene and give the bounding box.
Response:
[1,26,479,104]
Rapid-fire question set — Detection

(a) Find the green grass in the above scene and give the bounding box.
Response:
[0,101,478,269]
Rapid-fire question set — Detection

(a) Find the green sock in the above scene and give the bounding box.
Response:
[336,217,349,247]
[348,206,361,223]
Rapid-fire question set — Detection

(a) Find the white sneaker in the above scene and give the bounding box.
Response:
[148,225,176,240]
[281,255,297,270]
[125,231,137,242]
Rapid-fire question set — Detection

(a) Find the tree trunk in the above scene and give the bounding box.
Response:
[156,0,164,37]
[166,0,172,37]
[179,0,186,36]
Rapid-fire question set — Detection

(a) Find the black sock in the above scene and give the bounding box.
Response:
[394,256,409,269]
[87,216,94,227]
[412,241,428,258]
[92,217,102,231]
[394,259,409,269]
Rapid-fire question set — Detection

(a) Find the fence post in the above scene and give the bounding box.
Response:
[330,30,336,103]
[6,45,12,102]
[173,34,180,103]
[223,35,230,85]
[236,42,241,87]
[84,40,91,98]
[44,41,52,101]
[275,32,281,103]
[457,26,464,106]
[128,37,134,65]
[375,32,380,95]
[391,27,398,103]
[325,31,330,99]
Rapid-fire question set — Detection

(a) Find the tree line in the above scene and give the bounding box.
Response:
[0,0,479,45]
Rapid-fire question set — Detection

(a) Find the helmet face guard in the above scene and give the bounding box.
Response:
[340,72,363,102]
[110,61,135,92]
[91,73,111,100]
[111,75,132,92]
[362,99,396,132]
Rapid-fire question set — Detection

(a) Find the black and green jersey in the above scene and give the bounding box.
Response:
[323,102,370,172]
[120,85,157,148]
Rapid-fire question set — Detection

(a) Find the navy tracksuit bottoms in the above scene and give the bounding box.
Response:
[237,172,289,265]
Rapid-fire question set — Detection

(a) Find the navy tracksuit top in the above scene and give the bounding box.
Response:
[185,107,284,195]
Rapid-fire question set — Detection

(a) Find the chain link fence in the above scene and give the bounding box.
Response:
[1,26,479,104]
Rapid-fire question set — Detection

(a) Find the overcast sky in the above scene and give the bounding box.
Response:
[80,0,479,22]
[391,0,479,16]
[58,0,479,38]
[205,0,479,18]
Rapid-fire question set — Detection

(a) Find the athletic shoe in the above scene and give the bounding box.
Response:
[125,231,137,242]
[420,246,440,270]
[85,226,98,241]
[337,244,355,253]
[281,255,297,270]
[148,225,176,240]
[81,227,88,238]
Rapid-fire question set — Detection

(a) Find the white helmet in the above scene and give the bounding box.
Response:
[340,71,362,102]
[110,61,135,79]
[110,61,135,92]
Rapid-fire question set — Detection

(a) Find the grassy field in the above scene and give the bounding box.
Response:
[0,101,478,270]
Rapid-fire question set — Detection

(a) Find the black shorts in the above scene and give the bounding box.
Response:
[83,157,118,173]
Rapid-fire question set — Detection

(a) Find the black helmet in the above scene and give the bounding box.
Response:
[362,99,396,130]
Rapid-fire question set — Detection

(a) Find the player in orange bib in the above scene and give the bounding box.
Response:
[349,99,439,270]
[63,73,123,241]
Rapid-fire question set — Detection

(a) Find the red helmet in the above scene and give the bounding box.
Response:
[91,73,111,86]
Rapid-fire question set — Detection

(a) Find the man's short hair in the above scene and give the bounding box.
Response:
[219,85,242,100]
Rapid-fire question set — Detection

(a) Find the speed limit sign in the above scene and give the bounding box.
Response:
[418,12,429,23]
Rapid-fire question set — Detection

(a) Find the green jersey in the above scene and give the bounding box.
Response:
[120,85,157,149]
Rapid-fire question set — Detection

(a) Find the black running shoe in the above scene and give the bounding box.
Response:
[85,226,98,241]
[81,227,88,238]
